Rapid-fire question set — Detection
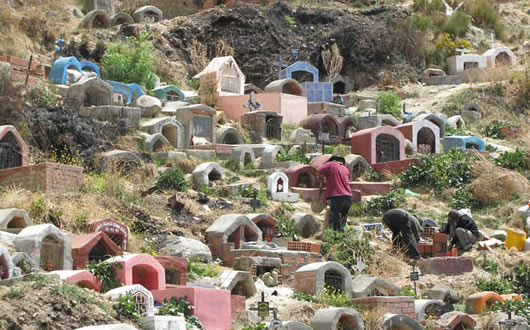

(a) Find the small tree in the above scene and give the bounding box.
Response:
[101,31,156,89]
[376,90,402,118]
[321,43,344,82]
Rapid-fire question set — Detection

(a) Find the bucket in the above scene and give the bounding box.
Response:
[505,228,527,251]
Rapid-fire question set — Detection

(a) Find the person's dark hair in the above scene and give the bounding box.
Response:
[448,209,460,222]
[328,155,346,165]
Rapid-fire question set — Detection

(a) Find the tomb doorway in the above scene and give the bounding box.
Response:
[220,65,241,94]
[338,314,361,330]
[333,81,346,94]
[376,134,400,163]
[324,270,344,293]
[291,71,314,84]
[88,241,109,263]
[165,268,182,285]
[0,255,8,279]
[162,124,177,147]
[463,62,479,70]
[41,234,64,271]
[322,119,338,138]
[265,115,282,140]
[0,132,22,169]
[495,52,511,66]
[132,264,159,290]
[166,91,180,101]
[465,142,480,150]
[296,172,318,188]
[417,127,435,154]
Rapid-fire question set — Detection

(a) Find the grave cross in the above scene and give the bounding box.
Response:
[249,292,283,327]
[249,189,264,212]
[408,264,422,298]
[499,310,518,329]
[354,258,366,273]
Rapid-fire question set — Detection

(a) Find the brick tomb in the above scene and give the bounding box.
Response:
[351,296,416,319]
[86,218,129,251]
[105,254,166,291]
[174,104,217,148]
[241,111,283,143]
[70,232,121,270]
[294,261,353,296]
[0,55,45,85]
[154,256,187,286]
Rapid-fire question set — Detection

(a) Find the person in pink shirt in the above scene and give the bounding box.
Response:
[319,155,352,232]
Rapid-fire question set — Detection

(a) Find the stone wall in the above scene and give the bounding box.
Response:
[351,296,416,319]
[0,163,83,192]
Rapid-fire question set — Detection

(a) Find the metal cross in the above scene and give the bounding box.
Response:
[249,292,282,327]
[408,264,422,298]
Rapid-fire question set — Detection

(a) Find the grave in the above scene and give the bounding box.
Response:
[110,12,134,26]
[105,254,166,291]
[396,119,440,154]
[13,224,73,271]
[132,6,163,23]
[247,214,278,242]
[423,68,446,79]
[380,314,422,330]
[447,51,488,75]
[351,126,418,174]
[284,164,320,189]
[153,256,187,286]
[151,85,185,103]
[48,270,102,291]
[98,150,142,172]
[0,208,32,234]
[82,10,111,28]
[141,117,185,149]
[106,81,143,105]
[260,145,293,169]
[174,104,217,148]
[307,102,345,117]
[266,172,299,202]
[192,162,225,187]
[447,115,465,129]
[412,113,446,137]
[443,136,486,153]
[0,162,83,193]
[79,61,101,77]
[217,80,307,125]
[66,76,114,109]
[483,47,516,68]
[70,232,121,270]
[352,297,416,320]
[344,154,371,181]
[465,291,504,314]
[311,307,365,330]
[294,261,353,297]
[279,61,332,103]
[0,125,27,170]
[151,286,231,330]
[205,214,262,258]
[86,218,129,251]
[48,56,84,85]
[358,114,401,130]
[218,270,257,298]
[291,213,319,238]
[105,284,155,317]
[415,299,444,321]
[437,311,477,330]
[216,126,243,145]
[302,114,341,144]
[0,245,14,280]
[143,133,170,152]
[338,116,357,140]
[230,146,256,169]
[351,275,400,298]
[86,0,115,15]
[241,111,283,143]
[330,75,353,94]
[195,56,245,103]
[0,55,44,85]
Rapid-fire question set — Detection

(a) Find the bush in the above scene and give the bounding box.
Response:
[413,0,443,14]
[376,91,401,119]
[26,82,56,106]
[86,260,122,293]
[482,121,509,139]
[158,297,204,329]
[400,148,473,191]
[101,31,156,89]
[156,168,188,191]
[187,260,220,280]
[442,10,470,36]
[408,15,431,32]
[490,298,530,324]
[114,293,140,320]
[494,149,527,171]
[476,277,514,294]
[363,189,405,216]
[321,229,376,273]
[450,188,479,209]
[465,0,505,40]
[318,286,352,307]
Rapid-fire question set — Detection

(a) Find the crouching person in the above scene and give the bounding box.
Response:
[382,208,423,261]
[442,209,482,253]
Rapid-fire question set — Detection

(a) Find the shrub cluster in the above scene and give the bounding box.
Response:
[156,168,188,191]
[376,91,402,119]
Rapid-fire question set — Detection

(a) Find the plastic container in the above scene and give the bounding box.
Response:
[505,228,527,251]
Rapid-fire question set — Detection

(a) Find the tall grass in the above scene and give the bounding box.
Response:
[465,0,505,40]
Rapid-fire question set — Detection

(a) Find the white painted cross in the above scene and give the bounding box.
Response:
[355,258,366,273]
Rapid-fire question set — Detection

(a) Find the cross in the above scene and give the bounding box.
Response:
[408,264,422,298]
[249,292,282,327]
[490,32,496,49]
[499,310,518,329]
[249,189,263,212]
[456,47,471,56]
[243,91,260,112]
[355,258,366,273]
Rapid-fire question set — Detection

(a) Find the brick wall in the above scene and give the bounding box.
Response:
[0,163,83,192]
[294,270,317,295]
[0,55,45,85]
[351,296,416,319]
[287,241,321,253]
[231,294,247,321]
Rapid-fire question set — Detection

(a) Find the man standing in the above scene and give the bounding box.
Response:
[382,208,423,260]
[319,155,352,232]
[442,209,481,253]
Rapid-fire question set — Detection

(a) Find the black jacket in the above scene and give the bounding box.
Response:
[456,214,480,237]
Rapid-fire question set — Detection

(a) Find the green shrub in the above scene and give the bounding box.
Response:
[494,149,527,171]
[292,292,319,303]
[512,265,530,295]
[101,31,157,89]
[275,149,310,164]
[480,255,499,274]
[114,293,140,320]
[4,287,24,299]
[445,124,469,137]
[376,91,401,119]
[476,277,514,294]
[400,148,473,191]
[482,121,509,139]
[363,189,405,216]
[413,0,443,14]
[27,82,56,106]
[321,229,375,273]
[277,218,297,238]
[408,14,431,31]
[442,10,470,36]
[158,297,204,329]
[187,260,221,280]
[465,0,505,40]
[157,168,188,191]
[400,285,417,297]
[450,188,479,209]
[318,286,352,307]
[284,15,296,26]
[490,298,530,324]
[86,260,122,293]
[242,323,267,330]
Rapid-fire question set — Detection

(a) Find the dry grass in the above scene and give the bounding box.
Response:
[166,157,201,174]
[359,307,386,330]
[469,160,529,205]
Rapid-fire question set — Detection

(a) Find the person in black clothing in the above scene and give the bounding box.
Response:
[441,209,482,252]
[382,209,423,260]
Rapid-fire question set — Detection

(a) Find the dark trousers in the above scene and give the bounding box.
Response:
[329,195,352,232]
[383,209,422,259]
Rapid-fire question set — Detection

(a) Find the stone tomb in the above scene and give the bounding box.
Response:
[132,6,163,23]
[247,214,278,242]
[192,162,225,187]
[413,113,446,137]
[86,218,129,251]
[291,213,320,239]
[241,111,283,143]
[110,12,134,26]
[174,104,217,148]
[216,126,243,145]
[70,232,121,270]
[151,85,185,103]
[154,256,187,286]
[0,208,32,234]
[195,56,245,104]
[141,117,185,149]
[279,61,332,103]
[48,56,84,85]
[266,172,299,203]
[483,47,516,68]
[218,270,257,298]
[396,119,440,154]
[106,284,155,317]
[0,125,29,170]
[82,10,111,29]
[106,254,166,291]
[303,114,342,144]
[66,76,114,109]
[284,164,320,189]
[294,261,353,297]
[205,214,262,257]
[14,224,73,271]
[351,126,418,174]
[351,275,400,298]
[48,270,102,291]
[311,307,365,330]
[443,135,486,153]
[357,114,400,130]
[230,146,256,169]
